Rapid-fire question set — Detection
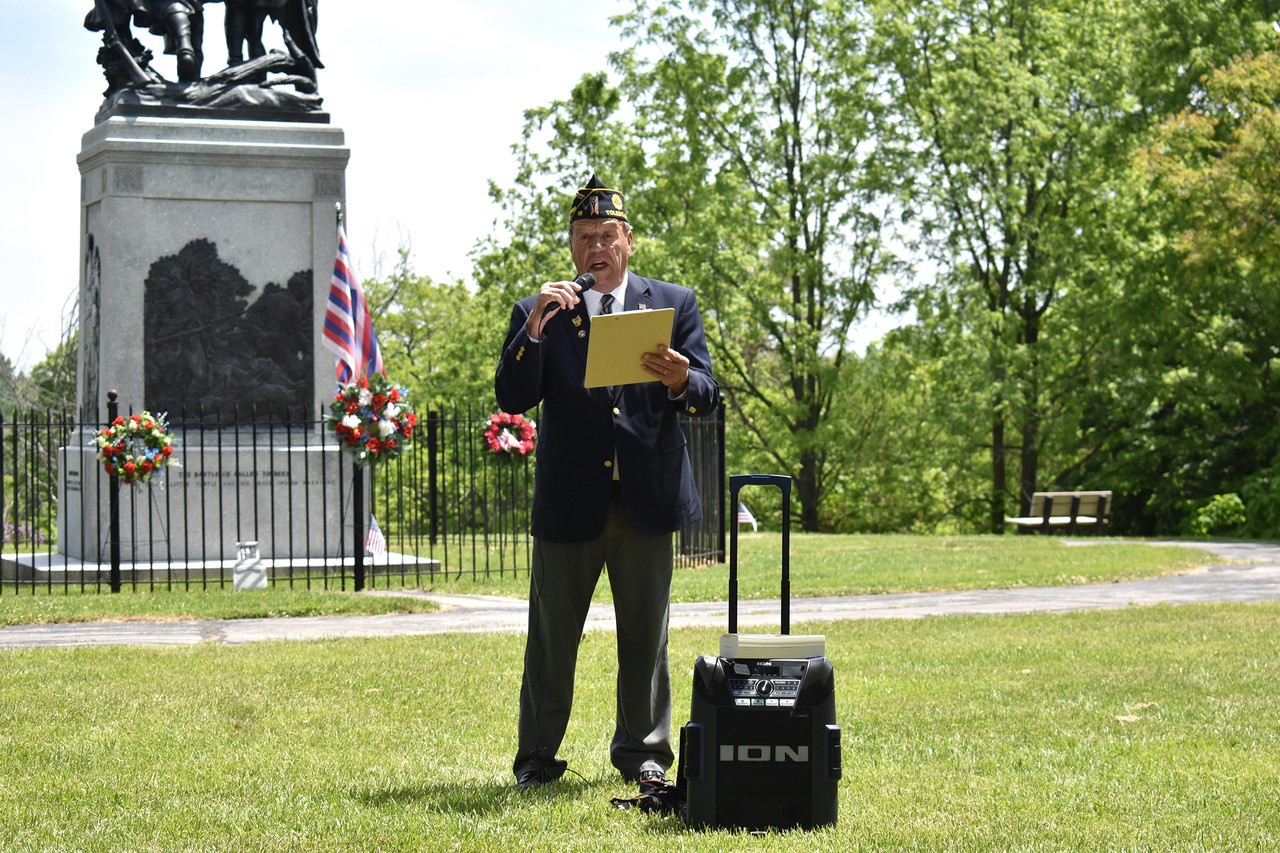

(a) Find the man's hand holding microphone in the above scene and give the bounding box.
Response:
[526,273,596,340]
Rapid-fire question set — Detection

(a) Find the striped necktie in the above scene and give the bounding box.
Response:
[599,294,617,399]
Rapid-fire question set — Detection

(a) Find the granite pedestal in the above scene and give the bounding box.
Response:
[62,110,358,562]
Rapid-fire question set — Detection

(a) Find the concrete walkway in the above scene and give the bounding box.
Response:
[2,541,1278,650]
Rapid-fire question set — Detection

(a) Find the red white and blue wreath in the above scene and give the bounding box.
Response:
[95,412,176,485]
[328,374,417,465]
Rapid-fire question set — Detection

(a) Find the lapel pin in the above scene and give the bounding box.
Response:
[578,329,587,339]
[572,315,583,327]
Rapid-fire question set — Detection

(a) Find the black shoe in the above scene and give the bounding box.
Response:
[637,769,666,795]
[609,769,685,815]
[515,766,552,789]
[514,757,562,790]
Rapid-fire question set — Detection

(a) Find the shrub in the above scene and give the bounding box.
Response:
[1189,493,1247,537]
[1241,468,1280,539]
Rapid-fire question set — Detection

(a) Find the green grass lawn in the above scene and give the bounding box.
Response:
[412,534,1225,602]
[1,603,1276,851]
[668,533,1221,601]
[1,534,1224,626]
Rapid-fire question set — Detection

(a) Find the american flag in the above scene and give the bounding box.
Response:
[365,514,387,558]
[322,223,383,382]
[737,501,758,532]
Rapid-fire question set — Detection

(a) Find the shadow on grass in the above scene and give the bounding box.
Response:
[352,774,610,812]
[350,775,692,834]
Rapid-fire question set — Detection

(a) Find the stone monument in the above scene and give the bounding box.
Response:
[61,0,360,565]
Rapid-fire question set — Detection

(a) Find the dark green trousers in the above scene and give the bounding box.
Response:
[513,487,675,782]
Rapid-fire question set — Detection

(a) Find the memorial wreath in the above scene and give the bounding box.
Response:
[328,374,417,465]
[484,411,537,457]
[95,412,176,485]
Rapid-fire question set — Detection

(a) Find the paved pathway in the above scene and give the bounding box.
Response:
[2,541,1278,650]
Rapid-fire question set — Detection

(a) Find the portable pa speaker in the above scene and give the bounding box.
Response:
[678,474,840,830]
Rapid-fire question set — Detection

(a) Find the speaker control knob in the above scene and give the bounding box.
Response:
[756,679,774,696]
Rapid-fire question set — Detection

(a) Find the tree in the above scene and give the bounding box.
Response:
[477,1,898,530]
[1094,39,1280,535]
[28,332,79,412]
[868,0,1274,532]
[629,0,902,531]
[361,251,503,411]
[0,352,18,418]
[875,0,1123,531]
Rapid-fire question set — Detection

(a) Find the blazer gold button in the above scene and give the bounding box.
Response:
[604,460,613,468]
[612,407,620,416]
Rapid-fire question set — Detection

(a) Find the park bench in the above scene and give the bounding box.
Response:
[1004,490,1112,534]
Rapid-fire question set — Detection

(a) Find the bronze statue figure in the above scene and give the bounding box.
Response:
[85,1,205,83]
[224,0,279,65]
[84,0,322,113]
[223,0,321,74]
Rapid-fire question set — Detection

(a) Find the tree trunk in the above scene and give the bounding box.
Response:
[991,412,1006,534]
[798,449,821,532]
[1019,418,1038,516]
[1019,307,1042,514]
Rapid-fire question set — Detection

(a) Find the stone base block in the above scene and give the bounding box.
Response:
[59,433,361,562]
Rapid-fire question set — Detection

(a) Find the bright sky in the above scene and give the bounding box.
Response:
[0,1,621,371]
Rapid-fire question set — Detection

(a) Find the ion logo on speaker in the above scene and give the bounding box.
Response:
[719,744,810,763]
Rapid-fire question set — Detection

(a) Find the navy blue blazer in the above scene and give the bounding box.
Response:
[495,271,720,542]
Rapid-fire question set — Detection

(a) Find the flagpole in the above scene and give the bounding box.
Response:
[341,202,366,591]
[353,463,365,592]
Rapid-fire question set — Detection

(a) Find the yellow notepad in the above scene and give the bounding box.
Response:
[583,308,676,389]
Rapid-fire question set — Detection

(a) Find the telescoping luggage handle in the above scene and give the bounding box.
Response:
[728,474,791,636]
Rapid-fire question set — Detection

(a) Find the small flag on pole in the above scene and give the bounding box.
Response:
[322,220,384,382]
[365,514,387,558]
[737,501,758,532]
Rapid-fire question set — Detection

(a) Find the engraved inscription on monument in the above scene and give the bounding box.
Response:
[59,441,352,562]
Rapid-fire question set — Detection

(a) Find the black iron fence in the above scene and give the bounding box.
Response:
[1,401,724,594]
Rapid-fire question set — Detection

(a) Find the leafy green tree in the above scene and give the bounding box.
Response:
[28,332,78,412]
[868,0,1276,533]
[0,352,18,418]
[0,334,77,417]
[477,1,897,530]
[628,0,900,531]
[1092,38,1280,535]
[871,0,1162,531]
[473,72,642,315]
[1,336,77,548]
[357,254,523,542]
[362,252,504,411]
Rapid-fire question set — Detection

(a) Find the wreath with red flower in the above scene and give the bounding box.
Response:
[484,412,537,456]
[327,374,417,465]
[94,412,176,485]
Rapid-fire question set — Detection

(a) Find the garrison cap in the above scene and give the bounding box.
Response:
[570,173,628,223]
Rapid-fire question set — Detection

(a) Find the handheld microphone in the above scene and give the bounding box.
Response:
[538,272,597,324]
